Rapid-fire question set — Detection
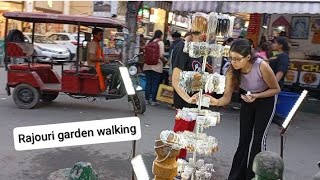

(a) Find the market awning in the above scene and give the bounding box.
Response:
[172,1,320,14]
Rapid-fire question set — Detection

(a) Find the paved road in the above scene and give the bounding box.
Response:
[0,66,319,179]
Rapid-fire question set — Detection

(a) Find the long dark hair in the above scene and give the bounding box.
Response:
[260,42,273,59]
[276,36,289,54]
[150,30,163,42]
[229,39,256,86]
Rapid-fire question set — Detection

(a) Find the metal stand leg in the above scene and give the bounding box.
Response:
[280,133,284,158]
[280,133,284,180]
[132,140,136,180]
[131,95,138,180]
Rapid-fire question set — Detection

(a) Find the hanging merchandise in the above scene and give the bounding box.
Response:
[184,41,226,58]
[153,11,229,180]
[177,11,228,180]
[175,108,221,127]
[159,130,219,156]
[178,71,225,94]
[228,16,236,37]
[192,12,209,34]
[207,12,219,42]
[177,159,215,180]
[216,14,231,37]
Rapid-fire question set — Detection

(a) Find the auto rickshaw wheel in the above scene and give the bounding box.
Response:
[135,91,146,114]
[13,84,40,109]
[41,92,59,102]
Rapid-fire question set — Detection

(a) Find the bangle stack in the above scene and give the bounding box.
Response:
[217,99,219,106]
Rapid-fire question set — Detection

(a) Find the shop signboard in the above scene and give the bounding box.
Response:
[93,1,117,18]
[246,14,261,48]
[284,59,320,90]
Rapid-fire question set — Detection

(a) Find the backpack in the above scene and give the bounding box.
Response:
[144,39,160,65]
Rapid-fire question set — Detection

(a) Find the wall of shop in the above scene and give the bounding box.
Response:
[33,1,64,35]
[34,1,63,13]
[150,8,166,35]
[0,1,23,39]
[269,14,320,58]
[70,1,93,16]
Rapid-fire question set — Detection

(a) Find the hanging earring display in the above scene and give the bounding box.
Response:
[175,108,221,131]
[178,159,215,180]
[207,12,219,42]
[192,12,209,34]
[216,14,231,37]
[183,41,191,53]
[153,11,234,180]
[179,71,225,94]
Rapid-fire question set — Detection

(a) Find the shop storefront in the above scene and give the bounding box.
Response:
[138,7,166,38]
[168,12,189,37]
[172,1,320,92]
[0,1,23,39]
[269,14,320,92]
[32,1,64,35]
[140,2,171,39]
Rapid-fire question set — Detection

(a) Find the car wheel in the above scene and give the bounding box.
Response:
[13,84,40,109]
[41,92,59,102]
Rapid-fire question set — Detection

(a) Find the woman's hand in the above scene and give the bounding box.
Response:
[241,94,259,103]
[186,93,199,104]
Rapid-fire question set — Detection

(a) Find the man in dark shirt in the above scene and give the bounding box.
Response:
[269,53,289,88]
[170,32,182,53]
[171,32,201,160]
[169,32,183,75]
[269,37,290,89]
[172,32,202,109]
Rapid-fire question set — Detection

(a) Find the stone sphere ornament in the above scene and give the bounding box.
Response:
[252,151,284,180]
[314,161,320,180]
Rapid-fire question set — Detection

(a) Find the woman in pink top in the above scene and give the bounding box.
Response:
[256,42,273,60]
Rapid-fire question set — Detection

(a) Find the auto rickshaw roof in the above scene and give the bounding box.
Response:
[3,12,128,29]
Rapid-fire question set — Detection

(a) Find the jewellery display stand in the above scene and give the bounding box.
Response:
[153,12,232,180]
[181,12,234,180]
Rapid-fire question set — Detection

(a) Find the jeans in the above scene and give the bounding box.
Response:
[100,64,120,90]
[144,70,161,102]
[161,70,169,85]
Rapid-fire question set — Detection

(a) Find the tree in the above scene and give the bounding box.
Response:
[123,1,141,61]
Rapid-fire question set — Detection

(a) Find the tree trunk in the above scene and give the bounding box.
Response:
[123,1,141,62]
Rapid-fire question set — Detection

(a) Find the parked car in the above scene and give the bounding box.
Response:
[24,33,71,63]
[47,33,87,60]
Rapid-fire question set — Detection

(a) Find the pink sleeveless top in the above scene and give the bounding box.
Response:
[239,58,268,93]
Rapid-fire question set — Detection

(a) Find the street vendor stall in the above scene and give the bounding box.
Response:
[172,1,320,96]
[269,14,320,95]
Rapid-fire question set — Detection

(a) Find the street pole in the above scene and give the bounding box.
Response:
[124,1,141,62]
[124,3,142,179]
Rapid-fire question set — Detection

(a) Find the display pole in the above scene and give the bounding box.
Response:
[191,54,208,180]
[280,133,284,158]
[131,95,138,180]
[279,90,308,160]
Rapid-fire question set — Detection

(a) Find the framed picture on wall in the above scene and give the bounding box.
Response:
[311,17,320,31]
[290,16,310,39]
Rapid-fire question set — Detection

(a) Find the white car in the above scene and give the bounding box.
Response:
[48,33,87,60]
[24,33,71,63]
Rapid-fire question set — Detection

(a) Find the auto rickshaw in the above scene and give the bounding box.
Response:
[3,11,146,114]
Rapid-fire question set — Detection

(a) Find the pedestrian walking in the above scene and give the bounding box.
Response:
[143,30,168,106]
